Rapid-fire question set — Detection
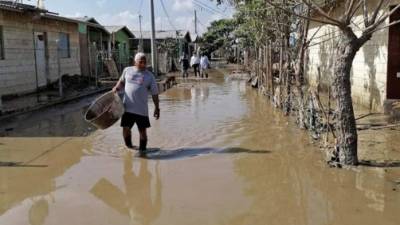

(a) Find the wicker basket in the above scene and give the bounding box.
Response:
[85,91,124,130]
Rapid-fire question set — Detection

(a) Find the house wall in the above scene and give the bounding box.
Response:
[79,24,90,77]
[114,30,132,65]
[0,10,81,97]
[306,0,400,112]
[115,30,130,51]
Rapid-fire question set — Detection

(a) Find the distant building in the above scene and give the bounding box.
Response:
[104,26,135,71]
[71,16,110,77]
[0,1,81,98]
[131,30,192,55]
[131,30,192,73]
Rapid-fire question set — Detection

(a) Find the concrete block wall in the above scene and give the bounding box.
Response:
[0,10,81,97]
[306,0,393,112]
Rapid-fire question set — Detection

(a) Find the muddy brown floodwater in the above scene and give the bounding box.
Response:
[0,67,399,225]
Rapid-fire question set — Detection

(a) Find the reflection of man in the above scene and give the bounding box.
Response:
[90,153,162,225]
[112,53,160,153]
[124,152,162,225]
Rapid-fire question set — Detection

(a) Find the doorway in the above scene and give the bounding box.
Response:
[34,31,48,89]
[387,6,400,99]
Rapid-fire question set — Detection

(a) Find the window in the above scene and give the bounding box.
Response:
[58,33,70,58]
[0,26,4,60]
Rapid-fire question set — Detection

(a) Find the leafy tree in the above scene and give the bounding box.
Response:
[199,19,236,55]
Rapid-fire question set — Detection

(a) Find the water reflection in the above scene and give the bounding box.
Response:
[0,67,399,225]
[223,80,400,225]
[29,198,49,225]
[0,138,86,217]
[90,152,162,225]
[0,96,97,137]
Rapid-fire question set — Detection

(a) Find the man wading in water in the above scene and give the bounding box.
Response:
[112,53,160,153]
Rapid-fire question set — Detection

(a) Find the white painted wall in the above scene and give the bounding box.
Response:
[306,0,396,112]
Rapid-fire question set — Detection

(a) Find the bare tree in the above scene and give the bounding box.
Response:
[266,0,400,165]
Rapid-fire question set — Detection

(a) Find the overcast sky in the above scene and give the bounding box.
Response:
[23,0,234,34]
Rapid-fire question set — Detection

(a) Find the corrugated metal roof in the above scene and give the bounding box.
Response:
[71,16,102,25]
[0,1,82,25]
[105,26,135,38]
[69,16,110,34]
[105,26,125,33]
[131,30,191,40]
[0,0,48,12]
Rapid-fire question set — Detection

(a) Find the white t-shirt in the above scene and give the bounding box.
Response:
[119,66,159,116]
[200,56,209,69]
[190,56,200,66]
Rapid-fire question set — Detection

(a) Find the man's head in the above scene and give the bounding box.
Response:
[134,52,147,70]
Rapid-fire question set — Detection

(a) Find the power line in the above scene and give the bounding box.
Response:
[197,18,207,28]
[138,0,144,14]
[159,0,178,31]
[193,0,225,15]
[193,4,222,17]
[192,0,226,16]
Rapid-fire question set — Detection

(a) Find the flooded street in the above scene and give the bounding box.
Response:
[0,67,399,225]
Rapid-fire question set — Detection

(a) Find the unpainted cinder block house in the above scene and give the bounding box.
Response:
[0,1,81,99]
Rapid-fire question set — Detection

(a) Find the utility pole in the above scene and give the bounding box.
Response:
[150,0,158,76]
[56,40,63,97]
[194,10,198,35]
[138,14,143,52]
[194,10,198,55]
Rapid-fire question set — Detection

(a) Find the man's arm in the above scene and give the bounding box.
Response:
[152,95,160,120]
[112,79,124,93]
[150,75,160,120]
[112,70,126,93]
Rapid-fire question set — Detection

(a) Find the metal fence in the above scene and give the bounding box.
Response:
[88,46,135,79]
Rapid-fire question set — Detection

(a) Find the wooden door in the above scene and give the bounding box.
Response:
[387,6,400,99]
[34,32,48,88]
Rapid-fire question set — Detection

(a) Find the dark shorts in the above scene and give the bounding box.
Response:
[121,112,151,129]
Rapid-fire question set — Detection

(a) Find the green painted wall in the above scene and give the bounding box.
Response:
[114,30,133,64]
[115,30,130,50]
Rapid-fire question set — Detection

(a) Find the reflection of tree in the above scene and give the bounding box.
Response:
[90,152,162,225]
[222,84,391,225]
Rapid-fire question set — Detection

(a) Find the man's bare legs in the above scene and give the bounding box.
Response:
[123,127,148,152]
[123,127,133,149]
[138,128,148,151]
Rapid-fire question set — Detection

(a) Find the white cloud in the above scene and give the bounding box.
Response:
[96,0,108,8]
[97,10,139,29]
[139,16,190,31]
[175,16,194,31]
[64,12,84,18]
[172,0,193,11]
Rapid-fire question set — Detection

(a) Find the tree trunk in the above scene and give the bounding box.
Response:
[333,38,359,166]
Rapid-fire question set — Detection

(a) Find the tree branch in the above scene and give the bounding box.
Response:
[345,0,357,23]
[370,0,386,24]
[300,0,344,26]
[362,0,369,27]
[363,4,400,36]
[265,0,342,27]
